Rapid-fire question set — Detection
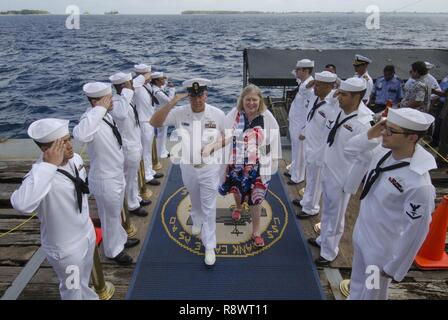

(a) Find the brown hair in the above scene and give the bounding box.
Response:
[236,84,267,113]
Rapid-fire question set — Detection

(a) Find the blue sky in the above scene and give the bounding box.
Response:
[2,0,447,14]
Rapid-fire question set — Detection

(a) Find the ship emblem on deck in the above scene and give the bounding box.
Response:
[161,187,288,258]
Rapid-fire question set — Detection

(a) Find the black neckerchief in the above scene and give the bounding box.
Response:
[143,85,159,106]
[326,111,357,147]
[307,98,327,122]
[130,101,140,127]
[102,117,122,148]
[360,151,410,200]
[56,164,89,213]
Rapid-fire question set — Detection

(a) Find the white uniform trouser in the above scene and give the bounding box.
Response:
[124,148,143,211]
[46,225,98,300]
[89,175,127,258]
[156,126,169,158]
[300,162,322,215]
[141,123,156,181]
[316,165,351,261]
[181,163,220,250]
[289,126,305,183]
[348,229,392,300]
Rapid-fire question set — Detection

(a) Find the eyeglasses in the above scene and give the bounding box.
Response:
[383,126,413,136]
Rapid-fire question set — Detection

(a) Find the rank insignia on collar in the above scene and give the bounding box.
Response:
[326,120,334,129]
[343,124,353,132]
[406,202,423,220]
[388,176,404,193]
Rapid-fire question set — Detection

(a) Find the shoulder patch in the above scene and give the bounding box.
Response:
[405,202,423,220]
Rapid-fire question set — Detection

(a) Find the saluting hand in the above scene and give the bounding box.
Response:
[201,144,214,158]
[97,94,113,111]
[306,80,315,89]
[367,119,386,140]
[173,93,188,104]
[143,73,151,83]
[43,139,65,167]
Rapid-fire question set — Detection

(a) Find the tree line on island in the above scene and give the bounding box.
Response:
[0,9,50,15]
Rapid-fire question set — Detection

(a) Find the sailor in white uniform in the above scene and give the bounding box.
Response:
[345,108,436,300]
[308,78,374,266]
[293,71,339,218]
[287,59,315,185]
[109,72,149,217]
[150,78,225,266]
[353,54,374,106]
[151,71,176,159]
[11,119,98,300]
[73,82,139,265]
[133,64,163,186]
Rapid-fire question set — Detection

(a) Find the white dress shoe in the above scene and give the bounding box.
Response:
[191,224,202,236]
[204,249,216,266]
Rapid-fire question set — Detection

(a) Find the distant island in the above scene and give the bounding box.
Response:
[181,10,448,15]
[0,9,49,15]
[104,11,119,15]
[182,10,268,14]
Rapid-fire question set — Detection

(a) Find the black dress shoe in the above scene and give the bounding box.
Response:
[284,172,291,178]
[153,173,164,179]
[146,179,161,186]
[112,251,133,265]
[139,199,152,207]
[307,238,321,248]
[314,256,331,267]
[124,238,140,249]
[129,207,148,217]
[297,211,314,219]
[292,199,302,207]
[287,180,300,185]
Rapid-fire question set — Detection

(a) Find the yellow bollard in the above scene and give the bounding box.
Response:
[139,160,152,199]
[339,279,350,298]
[121,198,138,238]
[91,245,115,300]
[152,134,162,171]
[313,222,321,234]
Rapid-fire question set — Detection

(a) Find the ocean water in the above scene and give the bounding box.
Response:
[0,13,447,138]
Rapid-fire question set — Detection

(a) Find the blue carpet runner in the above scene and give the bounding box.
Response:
[127,164,324,300]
